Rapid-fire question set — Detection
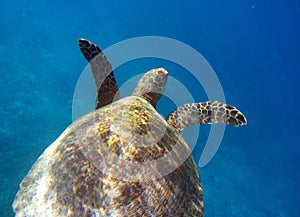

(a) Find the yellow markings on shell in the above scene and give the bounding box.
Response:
[127,99,153,135]
[107,134,123,151]
[97,107,112,138]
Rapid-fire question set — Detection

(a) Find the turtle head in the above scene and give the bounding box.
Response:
[132,68,168,108]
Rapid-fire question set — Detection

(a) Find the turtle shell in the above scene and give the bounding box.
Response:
[13,96,204,216]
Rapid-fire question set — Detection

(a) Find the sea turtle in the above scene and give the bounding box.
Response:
[13,39,247,217]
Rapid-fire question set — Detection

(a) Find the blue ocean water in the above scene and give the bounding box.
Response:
[1,0,299,216]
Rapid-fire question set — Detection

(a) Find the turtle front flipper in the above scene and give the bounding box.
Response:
[78,39,120,109]
[166,101,247,132]
[132,68,168,108]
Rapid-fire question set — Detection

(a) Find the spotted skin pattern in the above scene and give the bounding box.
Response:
[166,101,247,132]
[78,39,120,108]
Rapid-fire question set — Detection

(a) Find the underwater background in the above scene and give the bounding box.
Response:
[0,0,299,216]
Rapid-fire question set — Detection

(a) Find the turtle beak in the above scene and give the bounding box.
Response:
[155,68,168,75]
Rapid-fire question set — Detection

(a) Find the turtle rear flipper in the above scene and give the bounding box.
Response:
[166,101,247,132]
[78,39,120,109]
